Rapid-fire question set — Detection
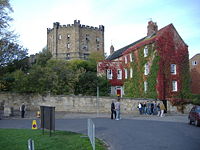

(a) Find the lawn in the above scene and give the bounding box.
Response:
[0,129,107,150]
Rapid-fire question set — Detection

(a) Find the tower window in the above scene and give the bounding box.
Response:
[66,53,70,60]
[59,34,62,40]
[96,37,100,44]
[67,43,70,49]
[192,61,197,65]
[86,34,89,41]
[67,34,70,39]
[97,44,100,51]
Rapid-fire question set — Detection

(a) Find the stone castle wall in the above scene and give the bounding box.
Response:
[47,20,104,60]
[0,92,193,114]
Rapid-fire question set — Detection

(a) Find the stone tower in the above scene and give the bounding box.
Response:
[47,20,104,60]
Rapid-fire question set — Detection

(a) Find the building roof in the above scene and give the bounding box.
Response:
[106,37,146,60]
[106,23,187,60]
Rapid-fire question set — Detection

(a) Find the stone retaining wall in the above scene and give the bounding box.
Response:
[0,92,193,114]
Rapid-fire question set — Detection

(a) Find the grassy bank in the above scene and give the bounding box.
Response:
[0,129,107,150]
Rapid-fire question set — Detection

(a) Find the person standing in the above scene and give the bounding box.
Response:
[20,102,26,118]
[115,98,121,120]
[138,103,142,115]
[157,103,161,117]
[111,100,116,119]
[160,102,166,117]
[143,102,147,115]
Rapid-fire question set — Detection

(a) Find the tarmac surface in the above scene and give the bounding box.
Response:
[0,111,200,150]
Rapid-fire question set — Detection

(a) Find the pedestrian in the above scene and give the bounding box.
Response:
[20,102,26,118]
[143,102,147,115]
[138,103,142,115]
[151,102,154,115]
[111,100,116,119]
[160,102,166,117]
[115,97,121,120]
[157,103,161,117]
[147,101,151,115]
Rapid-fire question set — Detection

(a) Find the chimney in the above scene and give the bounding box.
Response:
[147,21,158,36]
[110,45,114,55]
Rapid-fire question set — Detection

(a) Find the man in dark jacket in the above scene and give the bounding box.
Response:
[111,100,116,119]
[20,102,26,118]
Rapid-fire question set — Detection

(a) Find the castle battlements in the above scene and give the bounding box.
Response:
[47,20,104,34]
[47,20,104,61]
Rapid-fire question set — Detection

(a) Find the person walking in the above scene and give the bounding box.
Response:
[20,102,26,118]
[115,98,121,120]
[111,100,116,119]
[160,102,166,117]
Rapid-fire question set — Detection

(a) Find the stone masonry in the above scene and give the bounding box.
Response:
[0,92,193,115]
[47,20,104,60]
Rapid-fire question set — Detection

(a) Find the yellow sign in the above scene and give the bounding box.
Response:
[32,120,37,130]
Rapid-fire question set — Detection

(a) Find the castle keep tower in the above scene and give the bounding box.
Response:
[47,20,104,60]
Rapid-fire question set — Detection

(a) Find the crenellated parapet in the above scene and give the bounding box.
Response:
[47,20,104,34]
[47,19,105,61]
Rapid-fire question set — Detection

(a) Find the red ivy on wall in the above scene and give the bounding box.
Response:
[98,24,190,101]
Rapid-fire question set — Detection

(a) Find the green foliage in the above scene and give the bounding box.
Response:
[124,44,159,98]
[36,47,52,67]
[0,51,109,96]
[0,0,28,67]
[146,54,160,99]
[0,129,106,150]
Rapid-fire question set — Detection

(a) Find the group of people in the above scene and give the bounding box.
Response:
[137,101,166,117]
[111,97,121,120]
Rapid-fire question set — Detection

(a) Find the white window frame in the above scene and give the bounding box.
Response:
[170,64,176,75]
[144,63,149,75]
[117,69,122,79]
[107,69,112,79]
[144,81,148,93]
[144,46,148,57]
[67,34,70,38]
[192,61,197,66]
[124,68,128,79]
[172,81,177,92]
[130,68,133,78]
[130,53,132,62]
[67,43,70,49]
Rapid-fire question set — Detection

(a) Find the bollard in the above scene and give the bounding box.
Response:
[28,139,35,150]
[36,111,40,118]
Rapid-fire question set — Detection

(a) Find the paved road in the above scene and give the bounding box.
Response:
[0,115,200,150]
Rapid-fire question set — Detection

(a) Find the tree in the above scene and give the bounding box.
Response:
[36,47,52,67]
[0,0,28,68]
[0,0,14,41]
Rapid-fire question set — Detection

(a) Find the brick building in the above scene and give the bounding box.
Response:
[47,20,104,60]
[98,21,190,101]
[189,54,200,94]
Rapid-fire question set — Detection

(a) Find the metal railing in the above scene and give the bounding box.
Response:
[87,119,95,150]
